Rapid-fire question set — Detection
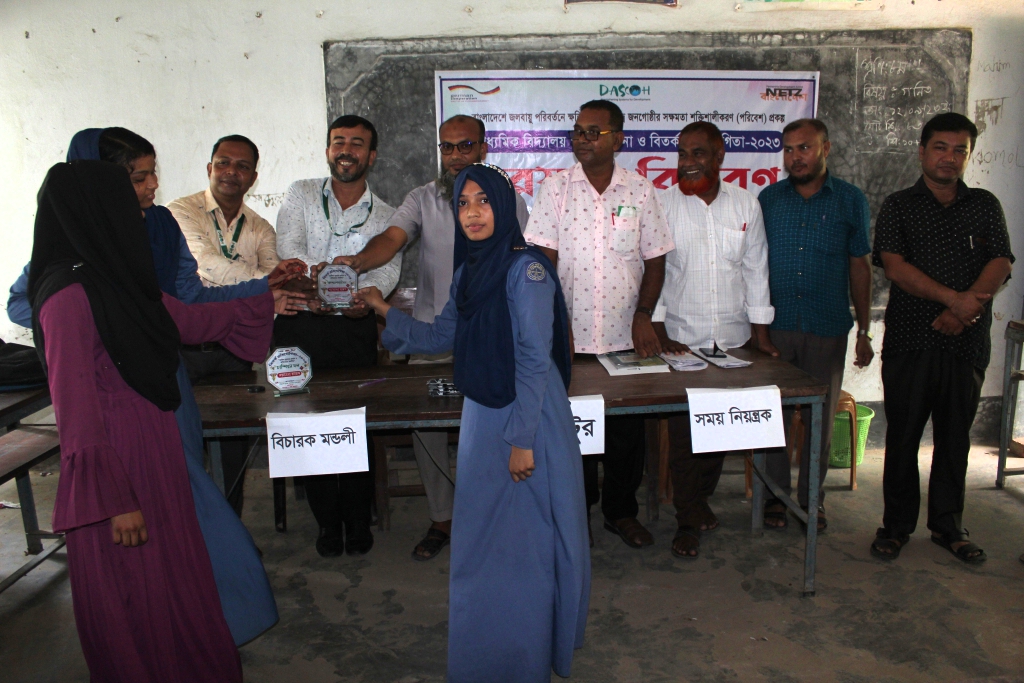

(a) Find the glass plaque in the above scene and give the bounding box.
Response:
[266,346,312,396]
[317,264,358,310]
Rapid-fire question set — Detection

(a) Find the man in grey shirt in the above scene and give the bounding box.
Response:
[340,115,529,561]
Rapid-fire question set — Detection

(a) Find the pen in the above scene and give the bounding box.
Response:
[742,222,747,232]
[358,377,387,389]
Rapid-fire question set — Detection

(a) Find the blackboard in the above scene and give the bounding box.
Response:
[324,30,971,299]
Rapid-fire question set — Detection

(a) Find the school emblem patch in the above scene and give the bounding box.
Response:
[526,261,546,282]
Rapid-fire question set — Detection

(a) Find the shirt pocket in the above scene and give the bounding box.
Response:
[716,227,747,262]
[611,216,641,255]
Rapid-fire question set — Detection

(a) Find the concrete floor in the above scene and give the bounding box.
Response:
[1,444,1023,683]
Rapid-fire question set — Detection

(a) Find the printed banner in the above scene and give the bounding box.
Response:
[436,69,818,207]
[687,386,786,454]
[266,407,369,478]
[569,395,605,455]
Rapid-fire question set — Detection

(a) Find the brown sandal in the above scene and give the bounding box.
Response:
[671,526,701,559]
[604,517,654,548]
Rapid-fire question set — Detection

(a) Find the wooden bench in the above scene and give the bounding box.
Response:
[0,425,64,594]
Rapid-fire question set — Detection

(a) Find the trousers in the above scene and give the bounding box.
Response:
[764,330,848,508]
[583,415,646,521]
[881,349,984,537]
[667,415,725,528]
[274,312,378,530]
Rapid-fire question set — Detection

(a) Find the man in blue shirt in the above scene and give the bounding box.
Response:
[758,118,875,531]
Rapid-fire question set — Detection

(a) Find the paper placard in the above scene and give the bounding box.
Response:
[266,408,368,477]
[569,395,605,455]
[687,386,786,454]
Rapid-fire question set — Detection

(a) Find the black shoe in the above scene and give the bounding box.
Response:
[345,520,374,555]
[315,527,345,558]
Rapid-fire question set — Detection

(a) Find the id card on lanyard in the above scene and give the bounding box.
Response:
[322,178,374,237]
[212,212,246,261]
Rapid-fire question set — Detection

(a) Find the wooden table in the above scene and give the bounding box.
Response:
[0,387,51,433]
[195,349,828,596]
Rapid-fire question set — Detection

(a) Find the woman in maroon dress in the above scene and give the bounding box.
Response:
[30,159,280,682]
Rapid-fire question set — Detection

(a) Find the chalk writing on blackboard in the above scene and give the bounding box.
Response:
[856,49,953,153]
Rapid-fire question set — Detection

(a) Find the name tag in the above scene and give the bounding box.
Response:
[267,407,369,477]
[687,386,786,453]
[616,205,638,218]
[569,395,605,455]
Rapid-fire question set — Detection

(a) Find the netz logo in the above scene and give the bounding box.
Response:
[599,84,650,97]
[764,86,804,98]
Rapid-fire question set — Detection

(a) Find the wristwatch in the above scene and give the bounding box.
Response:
[857,328,873,341]
[635,306,654,317]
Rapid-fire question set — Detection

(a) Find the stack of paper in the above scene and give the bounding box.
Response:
[691,349,753,369]
[597,351,671,376]
[659,352,708,372]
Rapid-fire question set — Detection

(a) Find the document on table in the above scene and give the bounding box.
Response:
[266,407,368,478]
[687,386,786,453]
[691,349,753,368]
[659,352,709,372]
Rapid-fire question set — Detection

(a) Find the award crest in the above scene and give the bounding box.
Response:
[317,264,358,310]
[266,346,312,397]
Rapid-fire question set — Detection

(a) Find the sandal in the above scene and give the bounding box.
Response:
[931,529,986,565]
[763,499,788,530]
[800,504,827,532]
[699,500,719,532]
[671,526,701,560]
[870,527,909,561]
[411,527,450,562]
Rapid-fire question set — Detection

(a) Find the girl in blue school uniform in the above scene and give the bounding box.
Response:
[357,163,590,682]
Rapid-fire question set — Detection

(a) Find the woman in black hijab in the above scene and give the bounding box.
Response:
[31,159,279,683]
[357,163,590,683]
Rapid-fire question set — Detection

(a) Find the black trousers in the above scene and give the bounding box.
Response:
[180,347,253,517]
[881,349,984,538]
[583,415,646,522]
[274,312,378,530]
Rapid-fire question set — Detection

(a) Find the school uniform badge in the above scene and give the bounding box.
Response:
[526,261,546,282]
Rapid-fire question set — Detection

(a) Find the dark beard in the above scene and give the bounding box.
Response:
[330,156,366,184]
[437,170,456,202]
[787,158,825,185]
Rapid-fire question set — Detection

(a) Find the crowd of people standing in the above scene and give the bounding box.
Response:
[9,99,1012,682]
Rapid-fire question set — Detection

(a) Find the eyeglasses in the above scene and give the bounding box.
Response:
[438,140,481,155]
[569,129,620,142]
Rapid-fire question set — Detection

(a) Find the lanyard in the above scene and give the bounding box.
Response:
[211,211,246,261]
[322,179,374,237]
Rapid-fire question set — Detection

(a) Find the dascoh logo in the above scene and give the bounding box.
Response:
[599,84,651,98]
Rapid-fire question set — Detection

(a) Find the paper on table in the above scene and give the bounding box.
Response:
[266,407,368,478]
[659,352,708,372]
[687,386,785,453]
[691,349,753,368]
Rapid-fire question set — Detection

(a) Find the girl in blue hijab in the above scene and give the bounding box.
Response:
[358,163,590,683]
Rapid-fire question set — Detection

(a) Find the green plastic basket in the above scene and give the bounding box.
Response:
[829,404,875,468]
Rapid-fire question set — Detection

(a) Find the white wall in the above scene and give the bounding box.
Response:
[2,0,1022,400]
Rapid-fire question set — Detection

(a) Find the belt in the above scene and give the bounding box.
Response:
[181,342,223,353]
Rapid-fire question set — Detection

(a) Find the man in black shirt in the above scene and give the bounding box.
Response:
[871,113,1014,564]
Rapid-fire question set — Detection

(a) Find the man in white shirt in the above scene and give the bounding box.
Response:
[525,100,674,549]
[274,115,399,558]
[337,115,529,562]
[653,122,776,559]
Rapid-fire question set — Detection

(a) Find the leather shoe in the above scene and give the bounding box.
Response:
[315,527,345,558]
[604,517,654,548]
[345,520,375,555]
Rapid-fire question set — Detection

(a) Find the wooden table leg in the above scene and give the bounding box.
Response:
[273,478,287,533]
[645,417,660,523]
[373,434,391,531]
